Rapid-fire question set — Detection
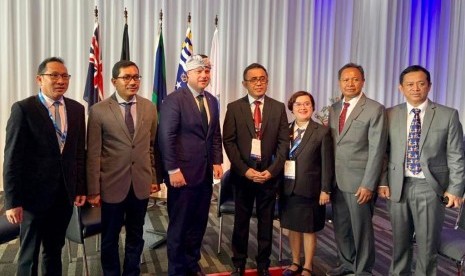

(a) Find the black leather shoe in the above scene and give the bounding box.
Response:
[257,267,271,276]
[230,266,245,276]
[325,265,354,276]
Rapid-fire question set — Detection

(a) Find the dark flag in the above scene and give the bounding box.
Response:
[121,23,130,60]
[83,22,104,109]
[152,32,167,111]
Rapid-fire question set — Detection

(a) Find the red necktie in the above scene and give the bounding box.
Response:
[254,101,262,138]
[339,102,350,134]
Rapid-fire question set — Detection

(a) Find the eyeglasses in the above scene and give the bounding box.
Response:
[116,75,142,82]
[244,76,268,84]
[40,73,71,81]
[293,102,312,108]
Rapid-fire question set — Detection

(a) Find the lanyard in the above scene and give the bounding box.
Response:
[38,92,67,148]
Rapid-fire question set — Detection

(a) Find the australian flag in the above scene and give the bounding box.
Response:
[83,22,104,109]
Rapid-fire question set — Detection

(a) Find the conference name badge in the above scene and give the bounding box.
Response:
[284,160,296,179]
[250,138,261,160]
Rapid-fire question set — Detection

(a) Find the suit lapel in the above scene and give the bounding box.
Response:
[109,94,133,141]
[34,96,61,152]
[240,96,256,138]
[332,102,342,139]
[181,88,207,136]
[419,100,435,153]
[261,96,271,135]
[205,92,217,136]
[338,94,365,142]
[62,98,75,154]
[293,121,316,157]
[397,104,408,156]
[134,95,144,139]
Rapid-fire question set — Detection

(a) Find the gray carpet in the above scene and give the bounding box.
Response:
[0,189,460,275]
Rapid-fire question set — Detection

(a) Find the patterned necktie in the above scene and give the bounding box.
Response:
[254,101,262,138]
[407,108,422,174]
[53,101,62,132]
[290,128,305,159]
[339,102,350,133]
[196,94,208,134]
[124,102,135,138]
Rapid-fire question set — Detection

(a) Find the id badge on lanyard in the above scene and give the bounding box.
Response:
[250,138,261,160]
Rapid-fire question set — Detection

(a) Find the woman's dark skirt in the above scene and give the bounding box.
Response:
[280,193,326,233]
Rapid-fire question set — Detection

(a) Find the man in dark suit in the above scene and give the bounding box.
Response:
[87,60,162,275]
[327,63,387,276]
[223,63,289,276]
[159,55,223,276]
[379,65,465,275]
[3,57,86,275]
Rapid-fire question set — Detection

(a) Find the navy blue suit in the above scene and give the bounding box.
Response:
[159,87,223,275]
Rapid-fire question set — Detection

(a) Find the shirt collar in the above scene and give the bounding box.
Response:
[248,94,265,105]
[187,84,204,97]
[343,92,363,106]
[293,121,309,132]
[406,99,428,114]
[115,92,137,105]
[39,91,64,108]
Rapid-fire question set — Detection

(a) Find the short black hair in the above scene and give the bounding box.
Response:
[287,91,315,112]
[338,62,365,81]
[399,65,431,85]
[243,63,268,81]
[112,60,139,79]
[37,57,65,75]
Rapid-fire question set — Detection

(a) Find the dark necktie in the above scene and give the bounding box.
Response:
[53,101,62,132]
[407,108,422,174]
[339,102,350,133]
[254,101,262,138]
[196,94,208,134]
[124,102,135,138]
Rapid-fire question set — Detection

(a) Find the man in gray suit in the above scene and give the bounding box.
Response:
[87,60,162,275]
[327,63,387,276]
[378,65,465,276]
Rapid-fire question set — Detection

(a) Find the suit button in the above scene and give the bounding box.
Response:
[132,162,135,165]
[132,145,135,149]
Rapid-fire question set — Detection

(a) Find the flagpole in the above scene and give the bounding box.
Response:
[94,6,98,22]
[84,5,103,109]
[121,7,130,60]
[153,9,167,109]
[159,9,163,34]
[124,7,128,24]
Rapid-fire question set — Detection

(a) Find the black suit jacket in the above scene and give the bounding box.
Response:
[282,120,334,198]
[3,95,86,212]
[223,95,289,181]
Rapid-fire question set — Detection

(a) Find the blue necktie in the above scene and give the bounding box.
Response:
[407,108,421,174]
[289,128,305,159]
[53,101,62,132]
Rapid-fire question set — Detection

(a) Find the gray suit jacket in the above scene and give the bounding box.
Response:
[329,94,387,193]
[381,100,465,202]
[86,93,160,203]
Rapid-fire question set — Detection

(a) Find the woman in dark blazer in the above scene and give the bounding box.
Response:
[280,91,334,276]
